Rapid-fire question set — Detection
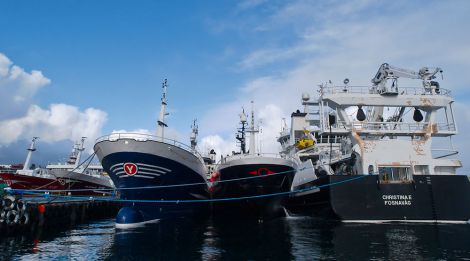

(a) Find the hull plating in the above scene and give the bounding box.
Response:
[288,174,470,222]
[212,162,295,219]
[0,172,113,196]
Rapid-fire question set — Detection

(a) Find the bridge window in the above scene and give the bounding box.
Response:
[379,166,412,183]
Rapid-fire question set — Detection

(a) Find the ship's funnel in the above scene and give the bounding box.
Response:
[413,108,423,122]
[356,106,366,122]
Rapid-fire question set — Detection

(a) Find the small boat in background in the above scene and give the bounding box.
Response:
[45,137,115,194]
[0,137,114,196]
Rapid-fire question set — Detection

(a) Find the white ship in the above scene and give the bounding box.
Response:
[282,63,470,223]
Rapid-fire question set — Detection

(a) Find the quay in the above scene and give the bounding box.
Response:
[0,194,119,236]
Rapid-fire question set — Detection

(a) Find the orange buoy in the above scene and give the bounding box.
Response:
[38,204,46,214]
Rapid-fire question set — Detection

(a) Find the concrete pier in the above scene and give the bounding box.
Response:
[0,195,119,235]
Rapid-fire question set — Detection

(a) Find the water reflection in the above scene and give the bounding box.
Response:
[287,219,470,260]
[110,218,207,260]
[0,217,470,260]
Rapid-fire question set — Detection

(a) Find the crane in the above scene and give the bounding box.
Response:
[371,63,443,95]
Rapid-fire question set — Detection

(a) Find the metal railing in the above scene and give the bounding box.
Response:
[321,85,451,96]
[325,121,456,133]
[96,133,204,160]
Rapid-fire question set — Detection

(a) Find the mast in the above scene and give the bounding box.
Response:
[74,137,86,168]
[23,137,38,171]
[236,108,247,154]
[247,101,259,155]
[190,119,198,151]
[156,79,169,140]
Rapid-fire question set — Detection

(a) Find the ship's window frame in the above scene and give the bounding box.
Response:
[378,166,412,184]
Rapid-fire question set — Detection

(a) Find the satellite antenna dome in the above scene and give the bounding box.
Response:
[240,112,247,123]
[343,78,350,85]
[302,93,310,102]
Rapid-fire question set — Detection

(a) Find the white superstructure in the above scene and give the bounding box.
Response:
[282,63,461,185]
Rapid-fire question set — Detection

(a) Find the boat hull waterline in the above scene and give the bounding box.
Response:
[212,157,296,220]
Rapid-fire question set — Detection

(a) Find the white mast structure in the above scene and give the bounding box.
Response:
[73,137,86,168]
[156,79,169,141]
[247,101,259,155]
[22,137,39,171]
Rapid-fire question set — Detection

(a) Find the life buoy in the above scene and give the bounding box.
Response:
[16,199,27,214]
[209,172,220,182]
[2,195,16,210]
[6,209,18,225]
[0,210,7,223]
[18,212,29,225]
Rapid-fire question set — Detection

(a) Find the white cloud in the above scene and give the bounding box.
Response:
[0,104,107,151]
[0,53,108,155]
[199,104,282,155]
[200,135,237,159]
[0,53,51,119]
[238,44,318,70]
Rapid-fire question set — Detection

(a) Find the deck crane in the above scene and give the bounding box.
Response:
[371,63,443,95]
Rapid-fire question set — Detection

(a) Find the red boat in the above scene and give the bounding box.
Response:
[0,137,114,196]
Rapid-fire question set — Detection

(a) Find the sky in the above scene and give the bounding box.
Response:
[0,0,469,173]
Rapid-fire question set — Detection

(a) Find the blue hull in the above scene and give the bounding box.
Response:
[101,152,209,226]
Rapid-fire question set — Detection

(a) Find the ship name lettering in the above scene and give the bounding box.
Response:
[382,194,412,206]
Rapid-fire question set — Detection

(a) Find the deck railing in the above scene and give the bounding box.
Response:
[95,132,205,162]
[326,121,456,134]
[321,85,451,96]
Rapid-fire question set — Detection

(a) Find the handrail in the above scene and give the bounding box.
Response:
[327,121,456,133]
[0,169,16,174]
[321,85,451,96]
[223,152,283,160]
[95,132,205,162]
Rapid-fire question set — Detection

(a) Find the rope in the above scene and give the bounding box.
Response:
[11,165,303,193]
[9,174,368,204]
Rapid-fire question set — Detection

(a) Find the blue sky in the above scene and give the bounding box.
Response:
[1,0,469,172]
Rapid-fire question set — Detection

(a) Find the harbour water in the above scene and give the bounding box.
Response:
[1,216,470,260]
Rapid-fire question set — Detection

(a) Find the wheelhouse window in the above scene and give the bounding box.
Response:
[379,166,412,183]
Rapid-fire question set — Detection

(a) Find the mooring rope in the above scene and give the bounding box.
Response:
[7,174,368,204]
[10,166,304,193]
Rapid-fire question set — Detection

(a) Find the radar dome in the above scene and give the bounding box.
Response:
[301,93,310,102]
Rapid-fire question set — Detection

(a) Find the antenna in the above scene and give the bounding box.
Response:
[236,107,247,154]
[247,101,259,154]
[157,79,169,140]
